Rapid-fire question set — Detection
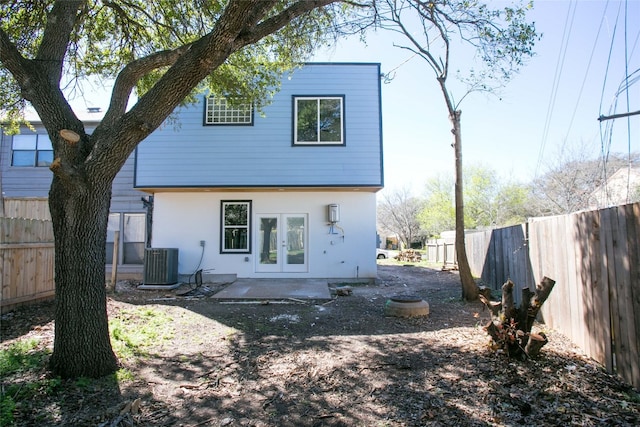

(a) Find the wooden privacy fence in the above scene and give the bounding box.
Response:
[0,217,55,312]
[2,197,51,221]
[465,202,640,390]
[424,239,456,268]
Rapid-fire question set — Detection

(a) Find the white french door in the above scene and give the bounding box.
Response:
[256,213,307,273]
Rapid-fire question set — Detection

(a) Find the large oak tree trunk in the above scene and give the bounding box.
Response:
[48,174,118,378]
[1,0,342,380]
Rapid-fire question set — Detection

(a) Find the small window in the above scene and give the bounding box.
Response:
[205,97,253,125]
[106,213,146,265]
[11,134,53,167]
[293,96,344,145]
[123,214,146,264]
[221,201,251,253]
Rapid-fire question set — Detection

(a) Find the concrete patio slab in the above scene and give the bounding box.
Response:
[211,278,332,300]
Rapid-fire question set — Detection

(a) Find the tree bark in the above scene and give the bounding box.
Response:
[48,173,118,378]
[450,110,478,301]
[501,279,516,320]
[481,277,556,360]
[2,0,343,379]
[524,332,548,358]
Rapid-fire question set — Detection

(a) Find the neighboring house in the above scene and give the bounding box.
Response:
[590,166,640,209]
[0,110,149,277]
[135,63,384,280]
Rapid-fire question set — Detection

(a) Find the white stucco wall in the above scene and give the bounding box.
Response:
[150,191,378,280]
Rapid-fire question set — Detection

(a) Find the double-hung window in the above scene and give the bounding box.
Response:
[205,97,253,125]
[221,201,251,253]
[11,134,53,167]
[293,96,344,145]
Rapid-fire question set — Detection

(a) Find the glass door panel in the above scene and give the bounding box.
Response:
[284,214,306,272]
[257,215,279,272]
[255,214,307,273]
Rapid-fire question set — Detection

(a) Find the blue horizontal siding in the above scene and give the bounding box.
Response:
[135,63,383,188]
[1,125,146,212]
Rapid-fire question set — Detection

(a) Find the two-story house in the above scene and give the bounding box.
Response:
[0,110,149,278]
[135,63,384,281]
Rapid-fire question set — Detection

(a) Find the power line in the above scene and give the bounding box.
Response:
[561,0,610,147]
[623,0,632,203]
[598,0,623,206]
[535,0,577,178]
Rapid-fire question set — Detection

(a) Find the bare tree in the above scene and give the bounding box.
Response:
[373,0,538,301]
[377,187,426,249]
[531,148,639,215]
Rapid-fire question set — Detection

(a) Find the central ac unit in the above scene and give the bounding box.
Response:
[143,248,179,285]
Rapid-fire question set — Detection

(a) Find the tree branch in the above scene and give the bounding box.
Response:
[1,28,82,150]
[102,44,193,128]
[36,0,85,85]
[237,0,338,46]
[0,29,36,91]
[90,0,340,175]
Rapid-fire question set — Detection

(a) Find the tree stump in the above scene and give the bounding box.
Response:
[480,276,555,359]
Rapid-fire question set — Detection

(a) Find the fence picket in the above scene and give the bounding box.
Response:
[464,203,639,389]
[0,217,55,312]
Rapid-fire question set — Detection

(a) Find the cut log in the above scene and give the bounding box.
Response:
[478,286,492,301]
[524,332,548,358]
[394,249,422,262]
[501,279,516,320]
[481,276,555,360]
[484,321,501,346]
[479,294,502,317]
[59,129,80,143]
[526,276,555,332]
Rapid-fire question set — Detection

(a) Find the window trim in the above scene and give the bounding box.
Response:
[11,133,53,167]
[220,200,252,254]
[203,96,254,126]
[107,212,147,266]
[292,95,345,146]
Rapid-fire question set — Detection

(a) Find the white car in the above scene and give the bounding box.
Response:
[376,248,396,259]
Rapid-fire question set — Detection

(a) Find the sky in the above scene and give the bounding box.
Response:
[312,0,640,197]
[61,0,639,197]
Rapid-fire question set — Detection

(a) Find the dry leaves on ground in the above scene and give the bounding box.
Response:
[1,263,639,426]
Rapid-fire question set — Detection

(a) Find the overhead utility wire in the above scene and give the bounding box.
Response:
[623,0,632,203]
[598,0,623,205]
[562,0,609,147]
[535,0,576,179]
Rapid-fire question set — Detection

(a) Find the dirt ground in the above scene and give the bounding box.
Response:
[2,261,639,426]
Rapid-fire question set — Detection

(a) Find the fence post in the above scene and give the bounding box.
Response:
[108,230,119,293]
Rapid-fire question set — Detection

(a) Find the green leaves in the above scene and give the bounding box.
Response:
[1,0,353,131]
[417,165,532,236]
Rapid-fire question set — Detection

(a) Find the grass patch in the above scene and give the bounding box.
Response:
[115,368,135,383]
[0,339,55,426]
[109,306,174,360]
[1,375,63,425]
[0,306,160,426]
[0,339,47,375]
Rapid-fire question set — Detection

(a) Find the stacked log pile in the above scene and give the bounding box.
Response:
[394,249,422,262]
[480,276,556,359]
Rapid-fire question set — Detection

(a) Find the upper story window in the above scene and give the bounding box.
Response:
[221,200,251,253]
[293,96,344,145]
[11,134,53,167]
[205,97,253,125]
